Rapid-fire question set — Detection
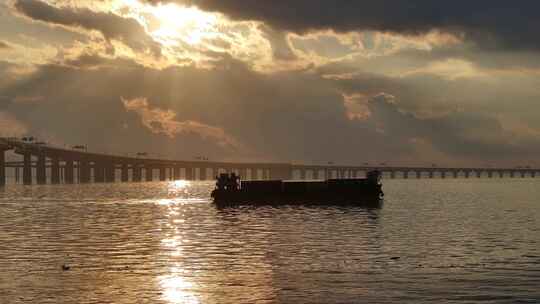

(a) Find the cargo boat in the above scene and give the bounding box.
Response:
[211,170,383,207]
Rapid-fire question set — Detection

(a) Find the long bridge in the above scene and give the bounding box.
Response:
[1,137,538,186]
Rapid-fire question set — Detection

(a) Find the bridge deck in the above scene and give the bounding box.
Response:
[0,137,538,186]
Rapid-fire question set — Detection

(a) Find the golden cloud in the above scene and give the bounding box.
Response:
[121,96,244,150]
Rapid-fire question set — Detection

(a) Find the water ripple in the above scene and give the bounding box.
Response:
[1,179,540,303]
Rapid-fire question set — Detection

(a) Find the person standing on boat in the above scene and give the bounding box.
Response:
[229,173,239,190]
[216,173,228,191]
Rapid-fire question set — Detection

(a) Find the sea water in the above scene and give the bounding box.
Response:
[1,179,539,303]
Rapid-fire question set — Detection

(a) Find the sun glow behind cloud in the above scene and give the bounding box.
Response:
[75,0,466,73]
[106,0,279,70]
[150,4,219,46]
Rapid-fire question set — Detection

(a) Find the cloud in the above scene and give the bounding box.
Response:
[2,52,540,166]
[121,97,243,150]
[258,24,297,61]
[13,0,161,56]
[342,93,371,120]
[0,111,28,137]
[155,0,540,51]
[367,93,502,154]
[402,58,486,80]
[0,41,11,49]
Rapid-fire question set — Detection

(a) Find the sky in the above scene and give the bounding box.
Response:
[1,0,540,167]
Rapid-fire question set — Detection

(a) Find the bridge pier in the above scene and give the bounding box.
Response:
[36,154,46,185]
[94,163,105,183]
[488,171,493,178]
[105,164,115,183]
[390,171,395,179]
[0,149,5,186]
[239,168,246,180]
[159,167,166,181]
[23,152,32,185]
[120,164,128,182]
[415,171,421,179]
[200,167,208,181]
[429,171,434,179]
[50,157,60,184]
[65,160,74,184]
[465,171,470,178]
[185,167,193,181]
[146,167,153,182]
[403,171,409,179]
[173,167,180,180]
[453,171,458,179]
[79,160,90,183]
[133,165,142,182]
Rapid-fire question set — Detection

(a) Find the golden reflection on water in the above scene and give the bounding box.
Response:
[160,185,199,304]
[171,180,190,189]
[159,272,199,304]
[2,180,540,303]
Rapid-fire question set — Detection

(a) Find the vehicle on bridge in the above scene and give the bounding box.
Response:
[211,171,383,207]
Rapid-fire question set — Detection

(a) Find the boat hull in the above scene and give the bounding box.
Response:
[212,187,383,207]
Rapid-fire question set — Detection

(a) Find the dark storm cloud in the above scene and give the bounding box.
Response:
[367,94,534,159]
[13,0,161,56]
[381,44,540,70]
[330,70,540,140]
[62,53,142,69]
[151,0,540,51]
[2,54,540,165]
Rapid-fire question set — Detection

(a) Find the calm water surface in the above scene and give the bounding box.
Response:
[1,179,539,303]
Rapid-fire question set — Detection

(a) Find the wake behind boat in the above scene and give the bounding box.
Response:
[211,170,383,207]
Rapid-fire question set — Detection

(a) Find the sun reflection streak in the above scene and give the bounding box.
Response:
[158,190,200,304]
[159,274,200,304]
[172,180,190,189]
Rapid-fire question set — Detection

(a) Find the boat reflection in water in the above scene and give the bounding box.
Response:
[211,170,383,208]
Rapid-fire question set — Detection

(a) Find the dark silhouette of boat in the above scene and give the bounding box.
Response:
[211,170,383,207]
